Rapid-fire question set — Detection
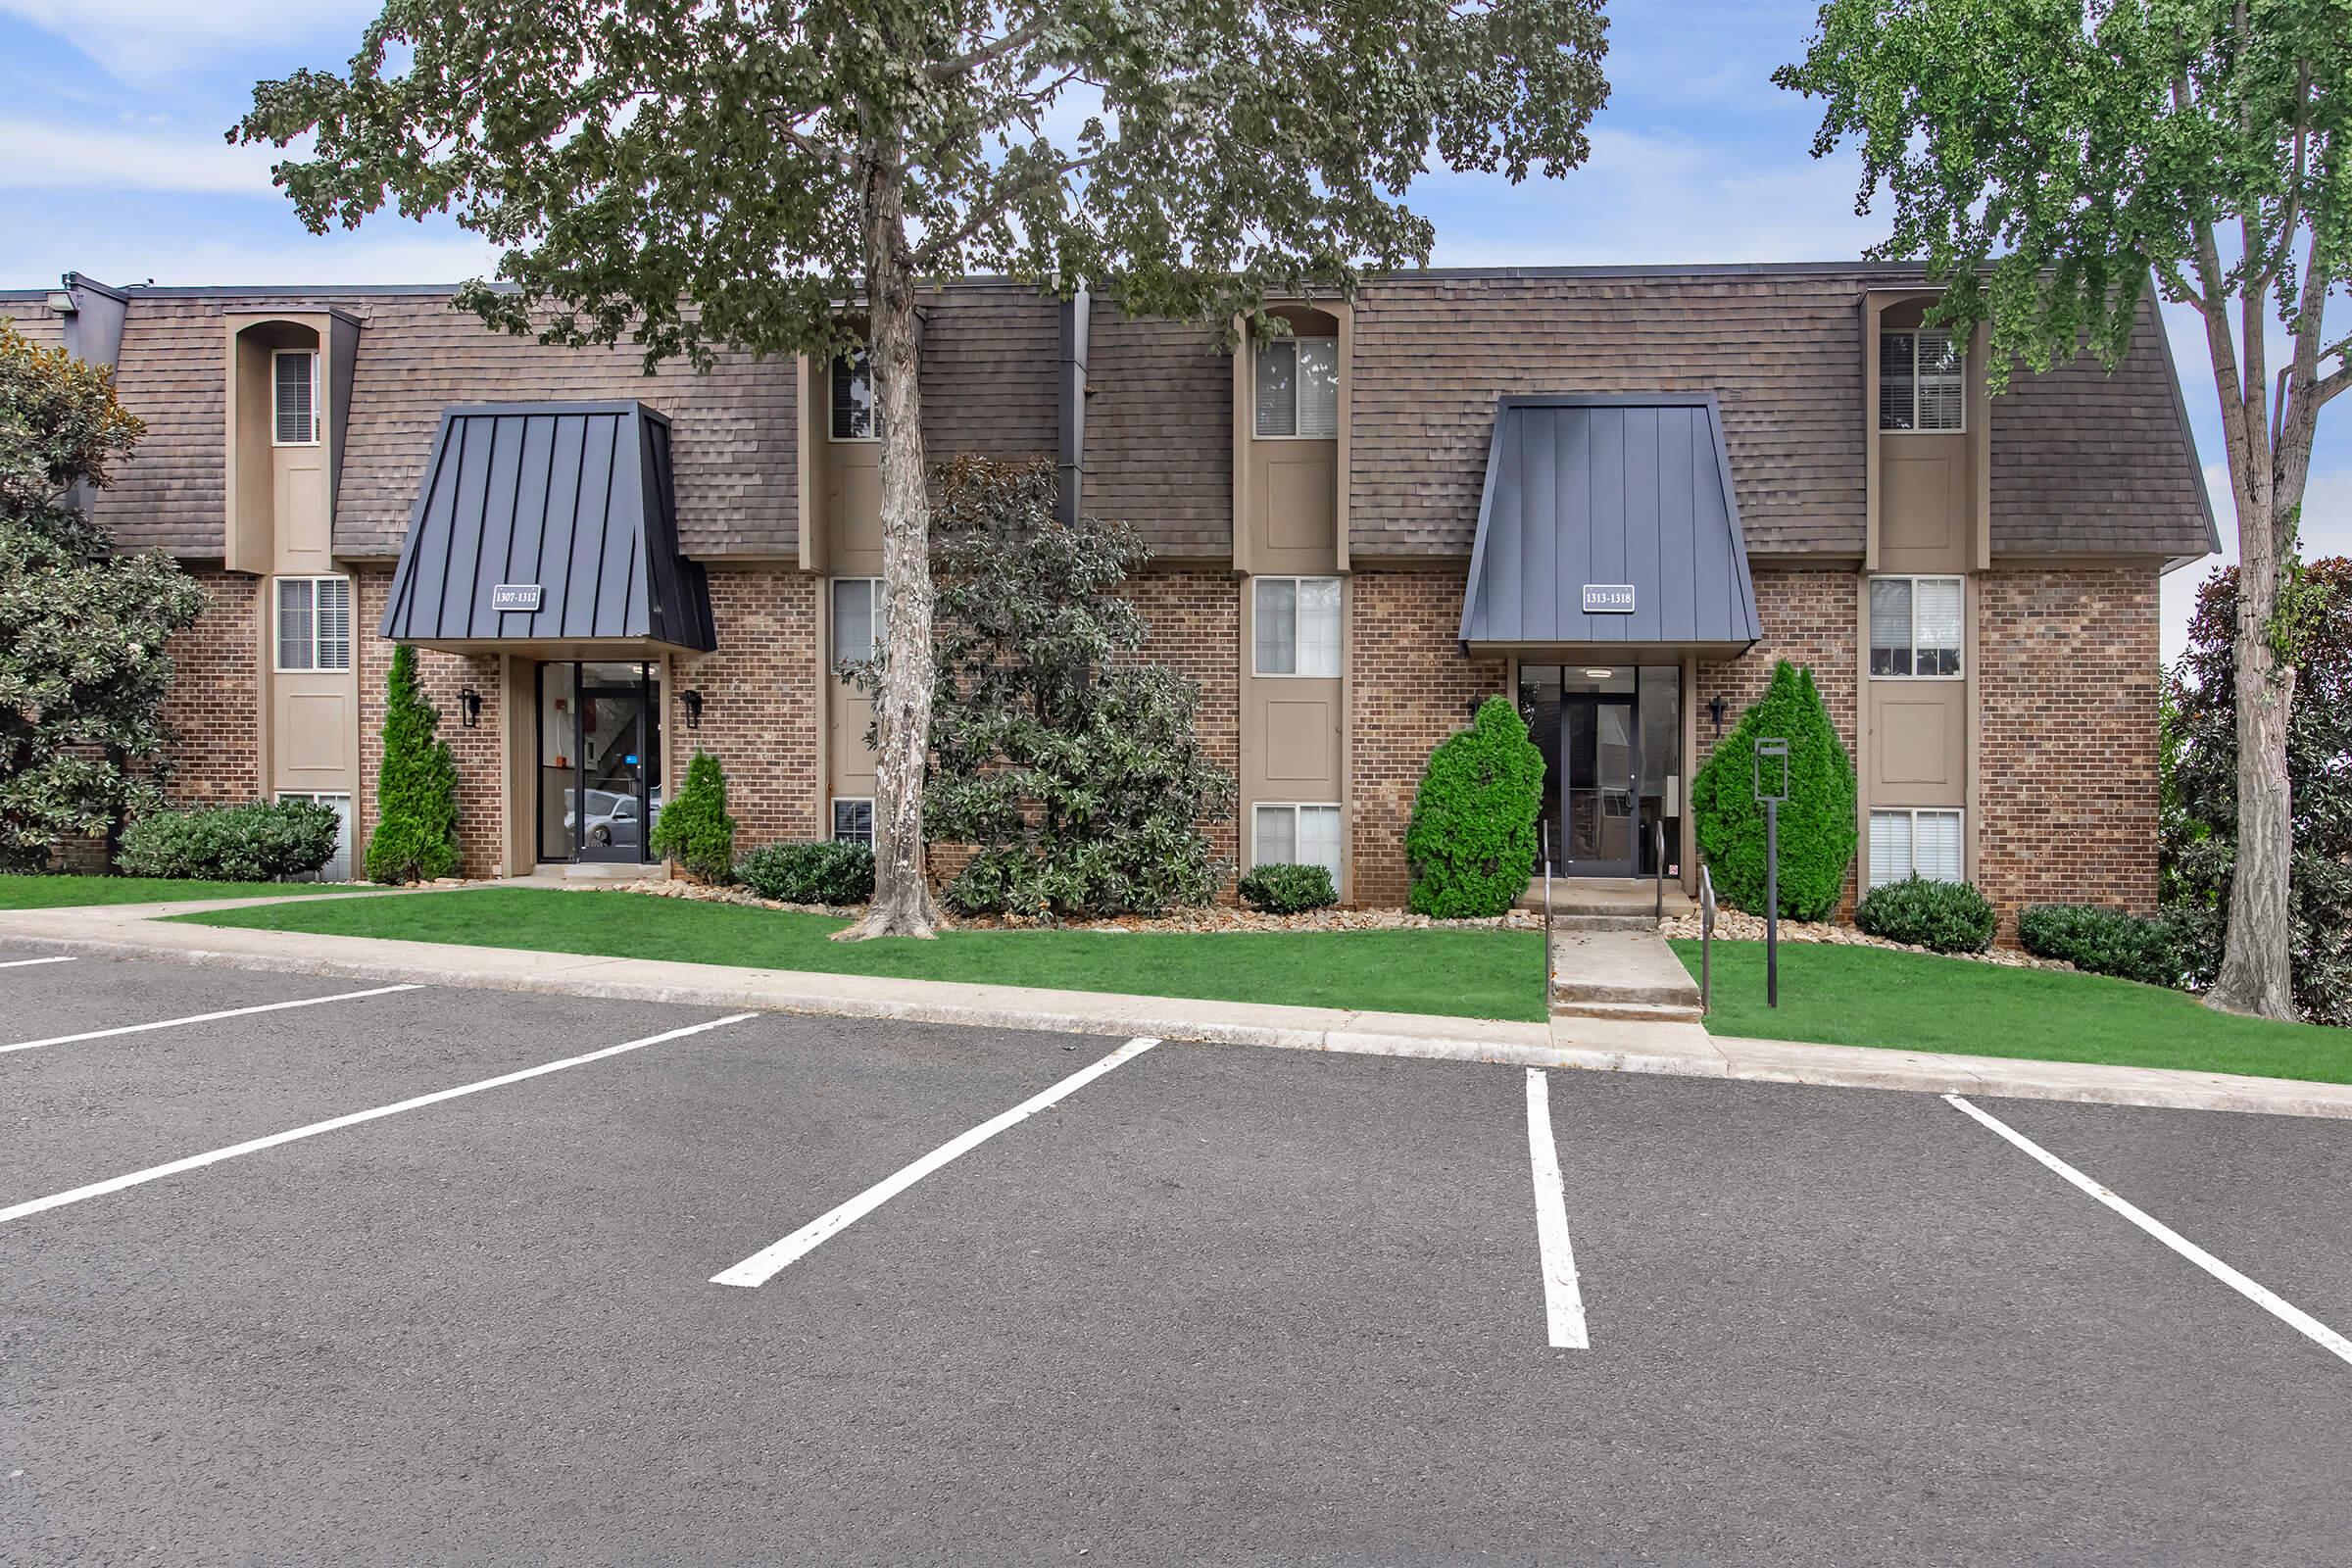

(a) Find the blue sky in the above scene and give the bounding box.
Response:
[1,0,2343,662]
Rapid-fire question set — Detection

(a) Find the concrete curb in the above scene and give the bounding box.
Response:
[8,907,2351,1121]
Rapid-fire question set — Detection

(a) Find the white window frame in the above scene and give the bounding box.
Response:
[1252,335,1340,440]
[830,349,881,442]
[1250,802,1345,883]
[830,576,885,666]
[1878,328,1966,434]
[1251,575,1343,678]
[1868,807,1966,889]
[1868,574,1965,680]
[273,575,353,673]
[832,797,875,845]
[276,791,353,882]
[271,348,320,447]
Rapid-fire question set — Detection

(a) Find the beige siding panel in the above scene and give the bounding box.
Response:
[1879,444,1966,573]
[1869,682,1965,807]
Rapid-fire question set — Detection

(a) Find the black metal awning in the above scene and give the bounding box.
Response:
[1458,394,1761,655]
[380,401,715,653]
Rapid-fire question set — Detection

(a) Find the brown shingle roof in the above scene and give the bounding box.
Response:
[1084,302,1231,558]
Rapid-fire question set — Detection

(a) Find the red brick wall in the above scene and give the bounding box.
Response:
[1126,567,1243,874]
[1975,566,2160,931]
[355,569,506,877]
[673,566,824,851]
[1695,564,1864,917]
[1347,567,1509,906]
[160,566,264,805]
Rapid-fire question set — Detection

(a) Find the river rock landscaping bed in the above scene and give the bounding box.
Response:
[1663,906,2080,971]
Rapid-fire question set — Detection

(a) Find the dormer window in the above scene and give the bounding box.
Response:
[1253,336,1339,438]
[273,350,318,445]
[831,348,881,440]
[1880,329,1964,432]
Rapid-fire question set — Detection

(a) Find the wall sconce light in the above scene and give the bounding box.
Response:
[680,689,705,730]
[1706,694,1728,736]
[458,687,482,729]
[44,288,76,316]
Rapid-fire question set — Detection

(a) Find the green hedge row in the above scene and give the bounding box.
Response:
[119,800,341,881]
[736,840,875,906]
[1239,862,1338,914]
[1854,876,1995,954]
[2019,904,2181,987]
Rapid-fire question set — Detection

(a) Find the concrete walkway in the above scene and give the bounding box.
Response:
[3,894,2349,1120]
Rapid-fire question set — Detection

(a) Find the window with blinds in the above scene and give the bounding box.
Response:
[1253,337,1339,438]
[1253,803,1343,882]
[1879,329,1964,432]
[1253,576,1342,676]
[1868,575,1963,677]
[272,351,317,445]
[1869,808,1964,888]
[273,576,350,671]
[832,798,874,845]
[831,577,885,665]
[831,349,880,440]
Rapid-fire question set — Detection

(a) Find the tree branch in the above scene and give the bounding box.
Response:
[912,151,1097,267]
[929,17,1050,81]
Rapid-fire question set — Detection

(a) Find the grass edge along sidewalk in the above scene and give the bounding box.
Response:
[177,885,1548,1023]
[1677,939,2351,1087]
[0,874,361,909]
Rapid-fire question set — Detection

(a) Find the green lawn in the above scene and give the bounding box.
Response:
[0,874,360,909]
[1675,938,2351,1085]
[181,887,1549,1021]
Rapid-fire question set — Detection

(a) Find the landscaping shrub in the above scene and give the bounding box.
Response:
[648,751,735,880]
[1239,861,1338,914]
[1690,661,1857,921]
[736,840,875,906]
[363,645,462,884]
[2020,903,2182,987]
[1404,695,1545,919]
[1854,875,1995,954]
[117,799,341,881]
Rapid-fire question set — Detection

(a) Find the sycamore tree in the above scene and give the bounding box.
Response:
[0,321,207,870]
[234,0,1610,939]
[1777,0,2350,1020]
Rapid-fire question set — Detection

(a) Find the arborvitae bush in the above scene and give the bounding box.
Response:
[1690,661,1857,921]
[1404,695,1545,919]
[362,644,462,884]
[1854,875,1995,954]
[736,840,876,906]
[1238,861,1338,914]
[649,750,735,880]
[118,799,341,881]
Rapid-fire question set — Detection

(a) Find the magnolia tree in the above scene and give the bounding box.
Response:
[0,321,207,869]
[1778,0,2349,1020]
[234,0,1610,938]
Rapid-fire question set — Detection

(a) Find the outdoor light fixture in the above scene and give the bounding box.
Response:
[680,689,705,730]
[458,686,482,728]
[1582,667,1613,680]
[44,289,75,315]
[1707,694,1728,734]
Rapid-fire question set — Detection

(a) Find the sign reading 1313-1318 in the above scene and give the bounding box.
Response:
[1581,583,1636,614]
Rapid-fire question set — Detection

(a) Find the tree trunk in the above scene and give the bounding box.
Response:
[2206,484,2297,1018]
[836,151,941,942]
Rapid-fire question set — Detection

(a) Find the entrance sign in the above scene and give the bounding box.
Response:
[491,584,544,612]
[1581,583,1636,614]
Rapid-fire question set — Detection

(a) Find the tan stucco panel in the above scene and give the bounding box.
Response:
[1868,680,1966,806]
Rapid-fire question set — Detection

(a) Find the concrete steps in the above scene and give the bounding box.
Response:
[1548,926,1705,1023]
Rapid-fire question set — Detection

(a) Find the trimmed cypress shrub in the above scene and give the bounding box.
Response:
[1690,661,1857,921]
[1238,861,1338,914]
[1855,875,1995,954]
[736,840,875,905]
[2019,904,2181,987]
[118,800,341,881]
[362,644,462,885]
[1404,695,1545,919]
[649,751,735,881]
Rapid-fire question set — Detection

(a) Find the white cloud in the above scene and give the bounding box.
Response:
[0,116,284,195]
[0,1,376,85]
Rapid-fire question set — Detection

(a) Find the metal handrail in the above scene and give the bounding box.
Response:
[1653,814,1667,920]
[1697,862,1717,1015]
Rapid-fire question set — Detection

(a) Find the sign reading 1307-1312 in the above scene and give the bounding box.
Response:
[492,584,543,612]
[1581,583,1636,613]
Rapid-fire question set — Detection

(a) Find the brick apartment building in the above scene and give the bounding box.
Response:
[2,264,2214,930]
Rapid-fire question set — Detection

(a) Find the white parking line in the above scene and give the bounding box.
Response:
[713,1035,1159,1289]
[0,1012,757,1226]
[0,956,76,970]
[1524,1069,1590,1349]
[0,984,421,1054]
[1944,1094,2352,1370]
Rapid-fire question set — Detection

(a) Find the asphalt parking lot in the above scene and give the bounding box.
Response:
[4,942,2350,1565]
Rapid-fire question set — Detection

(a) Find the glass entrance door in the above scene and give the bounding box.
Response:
[537,662,662,864]
[1562,694,1638,876]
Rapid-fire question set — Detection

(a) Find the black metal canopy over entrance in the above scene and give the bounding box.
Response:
[1458,394,1761,656]
[380,401,715,653]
